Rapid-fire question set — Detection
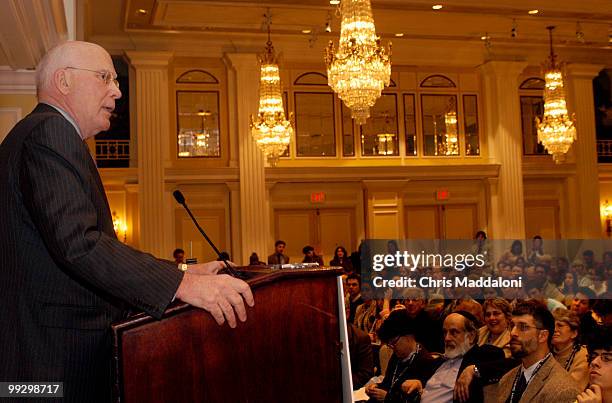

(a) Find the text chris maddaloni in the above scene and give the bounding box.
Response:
[371,276,523,289]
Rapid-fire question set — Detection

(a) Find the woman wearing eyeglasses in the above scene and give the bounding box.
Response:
[576,325,612,403]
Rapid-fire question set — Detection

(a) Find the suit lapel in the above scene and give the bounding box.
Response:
[520,358,553,402]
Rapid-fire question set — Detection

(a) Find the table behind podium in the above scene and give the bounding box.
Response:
[112,267,344,403]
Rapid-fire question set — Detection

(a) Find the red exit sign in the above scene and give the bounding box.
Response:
[310,192,326,203]
[436,189,450,201]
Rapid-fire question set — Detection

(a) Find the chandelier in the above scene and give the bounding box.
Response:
[250,25,293,166]
[536,26,576,164]
[444,101,459,156]
[325,0,391,125]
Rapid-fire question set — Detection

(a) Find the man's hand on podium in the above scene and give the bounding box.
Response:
[186,260,227,275]
[176,268,254,328]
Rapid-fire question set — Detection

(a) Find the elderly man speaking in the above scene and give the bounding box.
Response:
[0,41,254,402]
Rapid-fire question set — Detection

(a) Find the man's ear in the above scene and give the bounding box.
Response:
[538,329,549,344]
[55,69,70,95]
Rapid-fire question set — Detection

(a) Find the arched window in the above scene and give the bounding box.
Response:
[176,70,219,84]
[294,72,328,86]
[420,74,456,88]
[519,78,545,90]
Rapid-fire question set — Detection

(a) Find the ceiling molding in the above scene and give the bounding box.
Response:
[0,66,36,94]
[0,0,67,69]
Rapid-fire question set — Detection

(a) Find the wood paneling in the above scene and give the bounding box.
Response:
[525,200,560,239]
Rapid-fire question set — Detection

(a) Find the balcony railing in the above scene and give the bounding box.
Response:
[95,140,129,168]
[96,140,129,161]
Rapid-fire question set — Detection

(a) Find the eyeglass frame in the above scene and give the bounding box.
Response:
[64,67,120,89]
[509,321,546,333]
[588,351,612,363]
[386,335,403,348]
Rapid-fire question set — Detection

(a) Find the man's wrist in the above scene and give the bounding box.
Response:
[178,263,188,272]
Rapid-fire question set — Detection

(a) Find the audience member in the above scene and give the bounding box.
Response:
[527,236,545,265]
[330,246,353,274]
[346,274,365,324]
[576,325,611,403]
[397,288,444,353]
[571,287,599,343]
[173,248,185,264]
[416,311,506,403]
[560,271,580,306]
[491,300,580,403]
[267,240,289,265]
[301,245,323,265]
[525,280,567,312]
[478,298,512,358]
[366,310,442,403]
[248,252,265,266]
[552,310,589,390]
[347,323,374,390]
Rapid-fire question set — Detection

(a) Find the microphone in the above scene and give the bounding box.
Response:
[173,190,240,278]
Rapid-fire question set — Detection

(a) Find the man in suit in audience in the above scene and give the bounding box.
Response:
[491,300,580,403]
[0,41,254,403]
[268,240,289,265]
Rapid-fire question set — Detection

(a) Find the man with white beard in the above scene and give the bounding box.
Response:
[407,311,507,403]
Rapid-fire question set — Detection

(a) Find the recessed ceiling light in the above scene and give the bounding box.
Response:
[302,29,312,34]
[432,4,443,10]
[395,33,404,37]
[137,8,147,15]
[329,0,340,4]
[528,9,539,15]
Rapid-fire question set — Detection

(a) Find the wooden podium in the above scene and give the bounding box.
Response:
[111,267,345,403]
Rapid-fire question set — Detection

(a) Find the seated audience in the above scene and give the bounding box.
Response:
[560,271,580,306]
[571,287,599,343]
[552,310,590,390]
[365,310,442,403]
[173,248,185,264]
[478,297,512,358]
[301,245,324,265]
[525,280,567,312]
[267,240,289,265]
[396,288,444,354]
[490,300,580,403]
[347,323,374,390]
[330,246,354,274]
[346,274,365,324]
[248,252,265,266]
[454,299,484,327]
[410,311,506,403]
[576,325,611,403]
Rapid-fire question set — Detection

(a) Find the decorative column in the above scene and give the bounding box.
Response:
[480,61,528,239]
[225,53,271,263]
[566,64,604,239]
[125,51,173,257]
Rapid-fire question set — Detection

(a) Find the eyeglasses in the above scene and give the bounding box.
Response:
[509,322,544,332]
[387,336,402,348]
[588,352,612,363]
[65,67,119,89]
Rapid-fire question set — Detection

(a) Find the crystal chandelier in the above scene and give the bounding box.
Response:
[536,26,576,164]
[250,25,293,166]
[325,0,391,125]
[444,100,459,156]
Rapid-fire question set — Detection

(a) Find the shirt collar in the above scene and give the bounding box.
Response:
[42,102,82,139]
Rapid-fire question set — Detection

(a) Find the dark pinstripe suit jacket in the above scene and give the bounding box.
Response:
[0,104,183,402]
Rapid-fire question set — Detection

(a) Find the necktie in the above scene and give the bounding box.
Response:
[511,372,527,403]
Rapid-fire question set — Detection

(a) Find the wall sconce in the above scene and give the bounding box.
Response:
[602,200,612,237]
[112,211,128,243]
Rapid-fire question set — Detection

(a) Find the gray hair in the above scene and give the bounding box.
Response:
[35,41,106,97]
